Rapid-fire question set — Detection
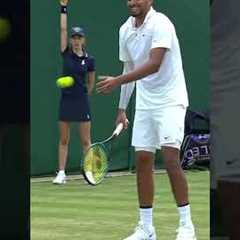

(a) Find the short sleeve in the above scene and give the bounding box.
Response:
[151,17,173,50]
[61,46,69,56]
[119,27,131,62]
[87,56,95,72]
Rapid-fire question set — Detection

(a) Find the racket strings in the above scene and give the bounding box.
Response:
[84,145,108,184]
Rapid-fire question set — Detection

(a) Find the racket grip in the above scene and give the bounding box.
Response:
[113,123,124,136]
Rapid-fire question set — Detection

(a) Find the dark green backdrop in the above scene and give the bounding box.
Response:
[31,0,209,175]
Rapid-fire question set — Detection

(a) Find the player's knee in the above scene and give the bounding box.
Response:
[162,146,181,171]
[137,154,148,162]
[136,153,154,173]
[164,158,181,172]
[136,151,153,161]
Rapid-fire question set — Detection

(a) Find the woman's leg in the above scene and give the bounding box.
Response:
[58,121,70,171]
[53,121,70,184]
[79,121,91,155]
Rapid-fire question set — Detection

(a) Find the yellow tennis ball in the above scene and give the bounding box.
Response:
[0,18,11,43]
[56,76,74,88]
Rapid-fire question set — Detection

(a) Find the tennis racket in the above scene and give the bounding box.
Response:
[82,123,124,186]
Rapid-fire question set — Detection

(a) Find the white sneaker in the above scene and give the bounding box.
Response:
[53,172,66,184]
[176,224,197,240]
[123,222,156,240]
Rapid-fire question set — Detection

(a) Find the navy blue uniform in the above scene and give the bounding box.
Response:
[59,47,95,121]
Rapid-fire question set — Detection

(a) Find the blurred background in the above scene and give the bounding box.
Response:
[0,1,28,123]
[0,0,29,239]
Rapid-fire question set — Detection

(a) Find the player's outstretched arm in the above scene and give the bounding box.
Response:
[97,48,166,94]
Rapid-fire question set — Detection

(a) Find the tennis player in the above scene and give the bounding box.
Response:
[53,0,95,184]
[97,0,196,239]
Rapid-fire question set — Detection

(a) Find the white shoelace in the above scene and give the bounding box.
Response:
[133,224,152,240]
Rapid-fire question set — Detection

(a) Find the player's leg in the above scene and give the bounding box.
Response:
[136,150,155,208]
[123,110,157,240]
[123,149,156,240]
[162,146,189,206]
[162,146,196,240]
[136,149,156,235]
[79,121,91,155]
[53,121,70,184]
[159,106,196,240]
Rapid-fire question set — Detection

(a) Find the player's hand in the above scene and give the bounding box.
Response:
[116,109,129,130]
[96,76,121,94]
[60,0,69,6]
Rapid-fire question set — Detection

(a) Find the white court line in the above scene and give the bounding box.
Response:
[31,170,167,183]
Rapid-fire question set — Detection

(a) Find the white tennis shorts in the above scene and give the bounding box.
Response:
[132,105,187,153]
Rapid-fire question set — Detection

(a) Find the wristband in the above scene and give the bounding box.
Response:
[61,5,67,14]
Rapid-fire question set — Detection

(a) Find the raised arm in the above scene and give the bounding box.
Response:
[60,0,69,52]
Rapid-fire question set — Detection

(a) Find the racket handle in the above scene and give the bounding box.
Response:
[113,123,124,136]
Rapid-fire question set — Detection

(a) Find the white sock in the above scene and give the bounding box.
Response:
[140,208,153,230]
[58,170,65,175]
[178,204,193,228]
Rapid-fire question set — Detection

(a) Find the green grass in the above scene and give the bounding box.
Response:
[31,171,209,240]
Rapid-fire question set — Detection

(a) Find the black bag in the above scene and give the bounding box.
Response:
[180,110,210,170]
[181,134,210,170]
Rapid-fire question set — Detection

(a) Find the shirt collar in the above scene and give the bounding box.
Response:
[71,48,88,58]
[130,7,156,29]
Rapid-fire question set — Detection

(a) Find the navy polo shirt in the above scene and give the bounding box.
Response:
[61,46,95,98]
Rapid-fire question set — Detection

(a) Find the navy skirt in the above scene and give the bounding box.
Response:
[59,95,91,122]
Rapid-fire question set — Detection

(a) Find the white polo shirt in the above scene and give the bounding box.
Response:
[119,7,189,110]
